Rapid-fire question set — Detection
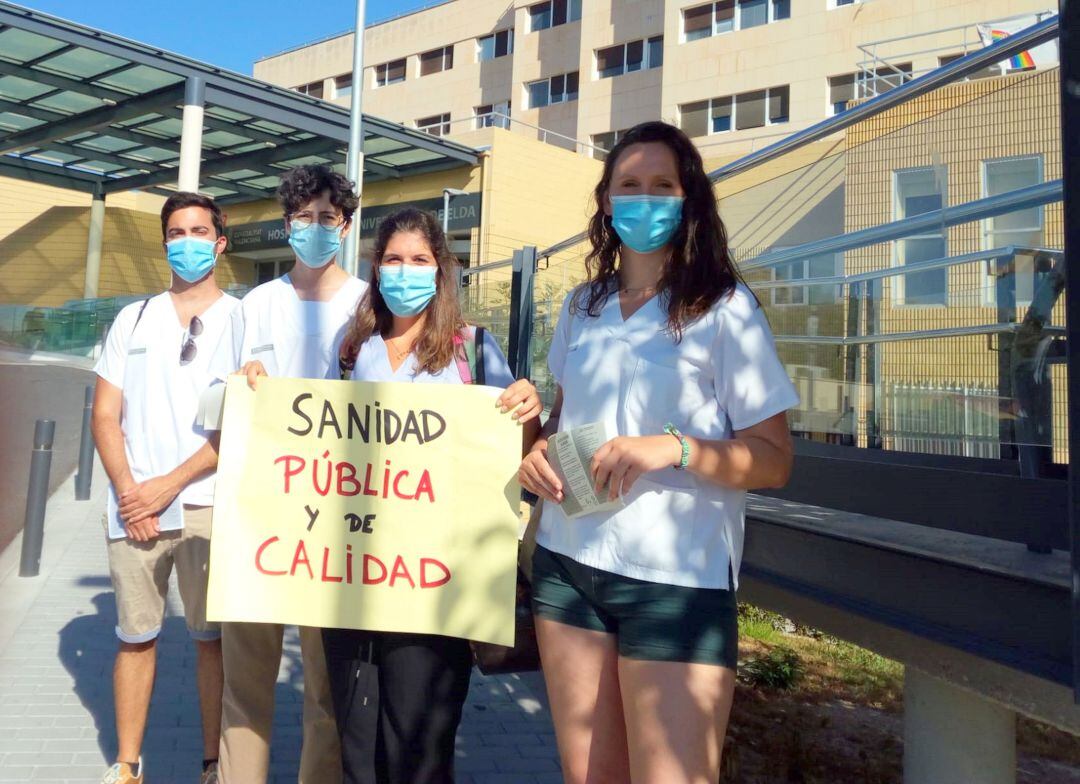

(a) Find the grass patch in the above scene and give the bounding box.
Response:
[727,604,1080,782]
[739,645,804,690]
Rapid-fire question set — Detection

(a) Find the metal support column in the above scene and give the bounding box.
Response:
[903,669,1015,784]
[177,76,205,193]
[507,246,537,380]
[1059,0,1080,702]
[83,187,105,299]
[342,0,367,279]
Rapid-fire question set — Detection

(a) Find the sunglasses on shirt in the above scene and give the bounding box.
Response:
[180,315,203,365]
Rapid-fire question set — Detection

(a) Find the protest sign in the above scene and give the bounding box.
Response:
[208,376,522,646]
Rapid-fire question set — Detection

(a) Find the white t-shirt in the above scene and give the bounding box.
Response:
[209,274,368,381]
[95,292,239,538]
[335,329,515,388]
[538,283,800,590]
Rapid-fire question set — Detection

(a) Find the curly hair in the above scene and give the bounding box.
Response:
[576,121,747,339]
[340,207,466,375]
[277,164,359,221]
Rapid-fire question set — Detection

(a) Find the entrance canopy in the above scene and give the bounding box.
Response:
[0,1,479,204]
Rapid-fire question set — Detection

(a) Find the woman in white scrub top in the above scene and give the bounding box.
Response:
[518,121,800,784]
[326,207,543,784]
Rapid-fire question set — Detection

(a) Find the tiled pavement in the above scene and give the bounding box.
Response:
[0,461,561,783]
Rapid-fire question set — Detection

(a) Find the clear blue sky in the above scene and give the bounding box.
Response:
[20,0,439,75]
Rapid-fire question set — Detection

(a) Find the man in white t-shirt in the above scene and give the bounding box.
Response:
[209,164,367,784]
[93,193,240,784]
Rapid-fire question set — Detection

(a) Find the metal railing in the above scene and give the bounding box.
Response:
[856,11,1058,95]
[431,112,609,158]
[536,14,1060,261]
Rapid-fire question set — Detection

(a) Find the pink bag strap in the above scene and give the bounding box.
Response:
[453,326,476,384]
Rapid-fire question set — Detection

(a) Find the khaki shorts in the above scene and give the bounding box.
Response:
[106,504,220,643]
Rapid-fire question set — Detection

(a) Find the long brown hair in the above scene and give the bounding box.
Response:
[341,207,465,374]
[577,121,747,339]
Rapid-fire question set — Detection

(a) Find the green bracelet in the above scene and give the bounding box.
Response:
[663,423,690,470]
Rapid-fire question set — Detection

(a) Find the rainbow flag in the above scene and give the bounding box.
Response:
[985,28,1037,70]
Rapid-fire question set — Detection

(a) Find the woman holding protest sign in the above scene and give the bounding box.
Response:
[517,121,799,784]
[327,206,542,784]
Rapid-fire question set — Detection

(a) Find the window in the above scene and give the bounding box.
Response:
[682,0,788,41]
[679,100,710,137]
[832,0,861,7]
[416,113,451,137]
[375,58,406,87]
[476,101,511,128]
[894,167,948,306]
[529,0,582,32]
[479,29,514,61]
[333,73,352,100]
[829,73,855,115]
[983,156,1044,307]
[295,80,324,98]
[739,0,768,28]
[526,71,579,109]
[647,36,664,69]
[735,85,788,129]
[772,254,842,306]
[591,128,628,160]
[681,90,783,137]
[768,85,790,123]
[596,37,663,79]
[713,97,733,132]
[420,46,454,76]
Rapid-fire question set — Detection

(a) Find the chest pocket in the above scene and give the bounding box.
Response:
[624,354,707,435]
[560,333,612,402]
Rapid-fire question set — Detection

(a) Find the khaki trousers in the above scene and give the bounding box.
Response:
[220,623,341,783]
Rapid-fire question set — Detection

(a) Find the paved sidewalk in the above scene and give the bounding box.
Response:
[0,461,561,783]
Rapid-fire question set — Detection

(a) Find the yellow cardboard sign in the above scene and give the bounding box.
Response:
[208,376,521,646]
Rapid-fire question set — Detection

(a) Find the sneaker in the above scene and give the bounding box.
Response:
[102,759,143,784]
[200,761,219,784]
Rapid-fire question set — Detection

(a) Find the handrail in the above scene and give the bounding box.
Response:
[537,14,1060,260]
[748,246,1023,289]
[443,112,608,156]
[741,181,1062,272]
[773,323,1066,346]
[856,11,1054,51]
[708,15,1058,181]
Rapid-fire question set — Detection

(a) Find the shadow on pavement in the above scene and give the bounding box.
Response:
[58,579,306,774]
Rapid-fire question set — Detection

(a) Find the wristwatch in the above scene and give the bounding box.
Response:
[663,423,690,470]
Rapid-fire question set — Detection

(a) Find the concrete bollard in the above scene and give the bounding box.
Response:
[75,385,94,501]
[19,419,55,578]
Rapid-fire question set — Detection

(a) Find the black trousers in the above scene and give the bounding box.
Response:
[323,627,473,784]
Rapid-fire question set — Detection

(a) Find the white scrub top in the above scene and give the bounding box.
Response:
[95,291,239,538]
[337,329,515,388]
[210,274,368,381]
[537,283,799,590]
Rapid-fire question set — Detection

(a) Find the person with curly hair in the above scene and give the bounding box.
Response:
[518,122,799,783]
[209,163,368,783]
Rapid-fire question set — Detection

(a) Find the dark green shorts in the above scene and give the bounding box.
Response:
[531,545,739,668]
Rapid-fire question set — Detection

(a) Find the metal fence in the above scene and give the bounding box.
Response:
[880,381,1001,458]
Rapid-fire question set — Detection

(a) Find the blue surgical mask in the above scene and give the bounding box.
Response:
[610,195,685,253]
[289,222,342,268]
[166,237,218,283]
[379,265,438,317]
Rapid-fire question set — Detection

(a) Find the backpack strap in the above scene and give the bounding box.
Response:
[474,325,486,385]
[453,325,486,385]
[454,327,475,384]
[131,298,150,336]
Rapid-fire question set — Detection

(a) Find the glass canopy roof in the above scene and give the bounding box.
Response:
[0,2,479,204]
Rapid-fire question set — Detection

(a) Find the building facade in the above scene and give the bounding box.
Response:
[254,0,1054,165]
